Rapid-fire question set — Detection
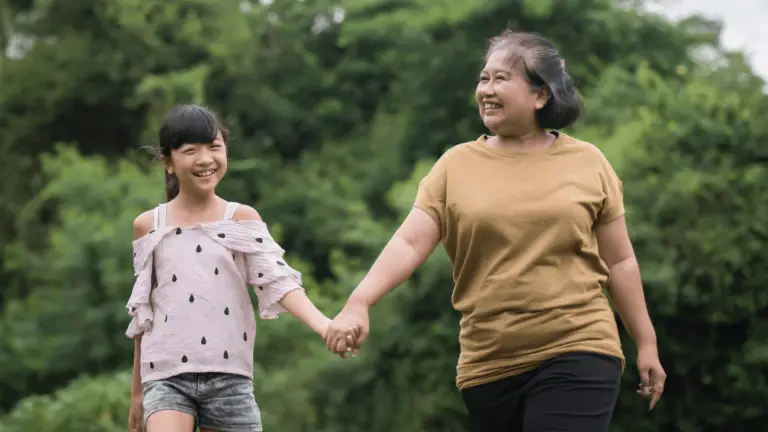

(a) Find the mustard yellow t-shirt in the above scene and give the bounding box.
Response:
[414,132,625,390]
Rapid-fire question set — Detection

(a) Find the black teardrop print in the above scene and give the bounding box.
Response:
[131,306,136,312]
[150,362,154,369]
[277,261,285,266]
[243,332,248,341]
[257,272,263,278]
[172,274,177,282]
[176,227,182,235]
[223,350,229,359]
[181,355,188,363]
[189,294,195,303]
[256,238,263,243]
[232,253,236,260]
[196,245,202,253]
[149,230,155,234]
[133,253,136,257]
[224,307,229,315]
[258,286,263,290]
[218,233,226,238]
[164,315,168,322]
[215,267,219,275]
[201,336,207,345]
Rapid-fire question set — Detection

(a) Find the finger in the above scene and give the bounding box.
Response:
[345,334,355,352]
[649,390,662,410]
[330,334,347,353]
[334,337,352,357]
[327,331,344,351]
[355,327,369,349]
[639,368,650,388]
[324,328,337,350]
[348,326,361,338]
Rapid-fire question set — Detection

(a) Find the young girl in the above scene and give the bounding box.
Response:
[126,104,355,432]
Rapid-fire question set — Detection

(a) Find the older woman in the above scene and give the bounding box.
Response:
[324,30,665,432]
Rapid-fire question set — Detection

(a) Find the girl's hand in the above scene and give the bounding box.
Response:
[325,300,370,357]
[129,395,145,432]
[323,320,360,359]
[636,343,666,410]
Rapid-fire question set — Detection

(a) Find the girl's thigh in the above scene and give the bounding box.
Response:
[143,374,199,432]
[197,373,263,432]
[146,410,196,432]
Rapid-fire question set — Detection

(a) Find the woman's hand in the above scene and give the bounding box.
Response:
[325,300,370,357]
[129,394,145,432]
[636,343,666,410]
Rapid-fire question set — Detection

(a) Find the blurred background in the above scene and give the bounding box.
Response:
[0,0,766,430]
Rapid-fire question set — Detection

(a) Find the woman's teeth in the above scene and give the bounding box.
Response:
[484,102,502,110]
[194,170,215,178]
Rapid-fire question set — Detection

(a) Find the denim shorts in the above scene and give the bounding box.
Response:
[143,372,262,431]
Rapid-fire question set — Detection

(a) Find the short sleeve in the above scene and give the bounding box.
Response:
[413,155,448,232]
[596,155,625,225]
[199,220,304,319]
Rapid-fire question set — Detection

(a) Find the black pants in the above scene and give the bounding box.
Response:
[461,352,621,432]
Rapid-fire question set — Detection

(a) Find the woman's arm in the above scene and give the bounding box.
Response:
[348,208,441,308]
[595,215,656,347]
[324,208,441,351]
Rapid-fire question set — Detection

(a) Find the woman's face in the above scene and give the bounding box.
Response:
[166,131,228,197]
[475,49,549,135]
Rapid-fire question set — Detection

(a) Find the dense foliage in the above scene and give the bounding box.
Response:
[0,0,765,430]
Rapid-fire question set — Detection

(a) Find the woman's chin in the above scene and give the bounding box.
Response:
[481,116,504,134]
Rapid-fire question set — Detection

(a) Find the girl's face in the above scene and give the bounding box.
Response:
[166,131,228,197]
[475,50,549,135]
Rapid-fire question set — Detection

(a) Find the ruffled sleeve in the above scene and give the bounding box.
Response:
[124,228,172,338]
[199,220,304,319]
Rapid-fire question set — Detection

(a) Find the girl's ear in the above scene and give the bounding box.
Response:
[161,155,174,175]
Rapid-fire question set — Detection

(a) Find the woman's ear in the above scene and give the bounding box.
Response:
[534,86,551,110]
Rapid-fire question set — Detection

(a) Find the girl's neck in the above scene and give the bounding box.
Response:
[169,191,227,226]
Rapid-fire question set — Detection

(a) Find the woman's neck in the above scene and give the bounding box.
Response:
[492,129,554,152]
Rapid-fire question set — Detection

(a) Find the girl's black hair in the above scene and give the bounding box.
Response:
[157,104,229,200]
[485,30,582,129]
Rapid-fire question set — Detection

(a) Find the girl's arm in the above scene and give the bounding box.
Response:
[130,211,153,399]
[278,291,331,336]
[595,216,656,347]
[232,205,333,337]
[131,335,143,399]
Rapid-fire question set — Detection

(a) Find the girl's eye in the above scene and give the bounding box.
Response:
[478,76,489,82]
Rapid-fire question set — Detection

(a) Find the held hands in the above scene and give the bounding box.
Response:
[324,300,370,358]
[636,342,666,410]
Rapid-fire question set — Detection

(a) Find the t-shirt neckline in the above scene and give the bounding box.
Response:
[472,131,566,158]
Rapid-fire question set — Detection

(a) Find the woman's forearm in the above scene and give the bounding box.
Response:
[348,233,432,308]
[131,335,143,398]
[606,257,657,347]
